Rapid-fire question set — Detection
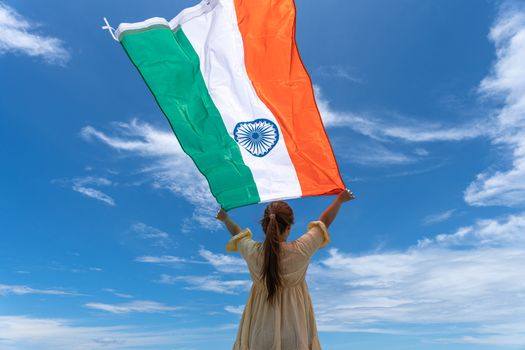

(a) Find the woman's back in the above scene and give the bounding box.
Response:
[226,221,330,350]
[218,190,354,349]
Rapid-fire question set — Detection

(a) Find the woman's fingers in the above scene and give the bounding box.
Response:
[338,188,355,202]
[215,208,228,221]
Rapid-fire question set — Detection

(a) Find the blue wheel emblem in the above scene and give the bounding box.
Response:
[233,119,279,157]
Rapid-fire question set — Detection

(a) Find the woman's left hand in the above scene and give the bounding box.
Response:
[216,208,228,222]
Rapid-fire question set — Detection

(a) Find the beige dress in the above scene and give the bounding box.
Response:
[226,221,330,350]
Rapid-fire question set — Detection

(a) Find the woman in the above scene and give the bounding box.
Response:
[216,189,355,350]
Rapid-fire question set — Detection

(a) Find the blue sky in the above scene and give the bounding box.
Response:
[1,0,525,349]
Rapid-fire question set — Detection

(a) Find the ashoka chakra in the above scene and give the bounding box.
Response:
[233,119,280,157]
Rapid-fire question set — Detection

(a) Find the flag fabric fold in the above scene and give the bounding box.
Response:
[113,0,345,210]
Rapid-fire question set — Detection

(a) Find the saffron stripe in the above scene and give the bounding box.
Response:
[233,0,346,196]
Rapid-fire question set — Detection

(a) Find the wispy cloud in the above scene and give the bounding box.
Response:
[102,288,133,299]
[0,284,75,296]
[84,300,180,314]
[135,248,246,273]
[421,209,456,225]
[418,212,525,248]
[0,315,236,349]
[315,65,364,83]
[81,120,220,230]
[135,255,203,266]
[464,5,525,207]
[53,176,115,206]
[307,211,525,345]
[72,186,115,206]
[0,2,69,64]
[158,274,251,294]
[131,222,172,248]
[335,139,418,166]
[413,148,429,156]
[315,85,487,142]
[224,305,244,315]
[198,248,247,273]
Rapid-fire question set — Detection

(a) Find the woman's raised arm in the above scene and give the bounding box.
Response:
[319,189,355,228]
[216,209,243,236]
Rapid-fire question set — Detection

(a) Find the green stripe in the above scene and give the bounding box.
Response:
[120,27,260,210]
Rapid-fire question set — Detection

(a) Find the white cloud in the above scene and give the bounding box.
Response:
[135,255,202,265]
[444,322,525,346]
[158,274,251,294]
[315,85,487,142]
[81,120,220,230]
[0,284,74,296]
[464,6,525,207]
[198,248,247,273]
[316,65,364,83]
[306,211,525,345]
[336,140,417,166]
[413,147,429,156]
[72,185,115,206]
[102,288,133,299]
[0,2,69,64]
[131,222,172,248]
[419,212,525,247]
[136,255,185,264]
[0,315,236,350]
[135,249,246,273]
[421,209,456,225]
[53,176,115,206]
[224,305,244,315]
[85,300,179,314]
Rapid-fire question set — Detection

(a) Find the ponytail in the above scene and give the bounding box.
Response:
[261,201,294,305]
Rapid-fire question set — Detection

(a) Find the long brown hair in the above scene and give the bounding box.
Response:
[260,201,294,305]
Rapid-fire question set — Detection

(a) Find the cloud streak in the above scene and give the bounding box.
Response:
[135,255,203,265]
[464,5,525,207]
[421,209,457,225]
[315,85,487,142]
[131,222,172,248]
[81,120,220,230]
[85,300,180,314]
[158,274,251,295]
[224,305,244,315]
[315,65,364,83]
[0,284,75,296]
[198,248,247,274]
[0,2,69,64]
[72,185,115,206]
[418,212,525,248]
[102,288,133,299]
[334,139,419,166]
[0,315,236,349]
[53,176,115,206]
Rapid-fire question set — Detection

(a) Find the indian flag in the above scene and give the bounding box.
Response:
[110,0,345,210]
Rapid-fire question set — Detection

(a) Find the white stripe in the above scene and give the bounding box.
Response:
[180,0,302,202]
[115,17,169,41]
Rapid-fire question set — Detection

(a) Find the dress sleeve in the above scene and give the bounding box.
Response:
[225,229,255,258]
[295,221,331,257]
